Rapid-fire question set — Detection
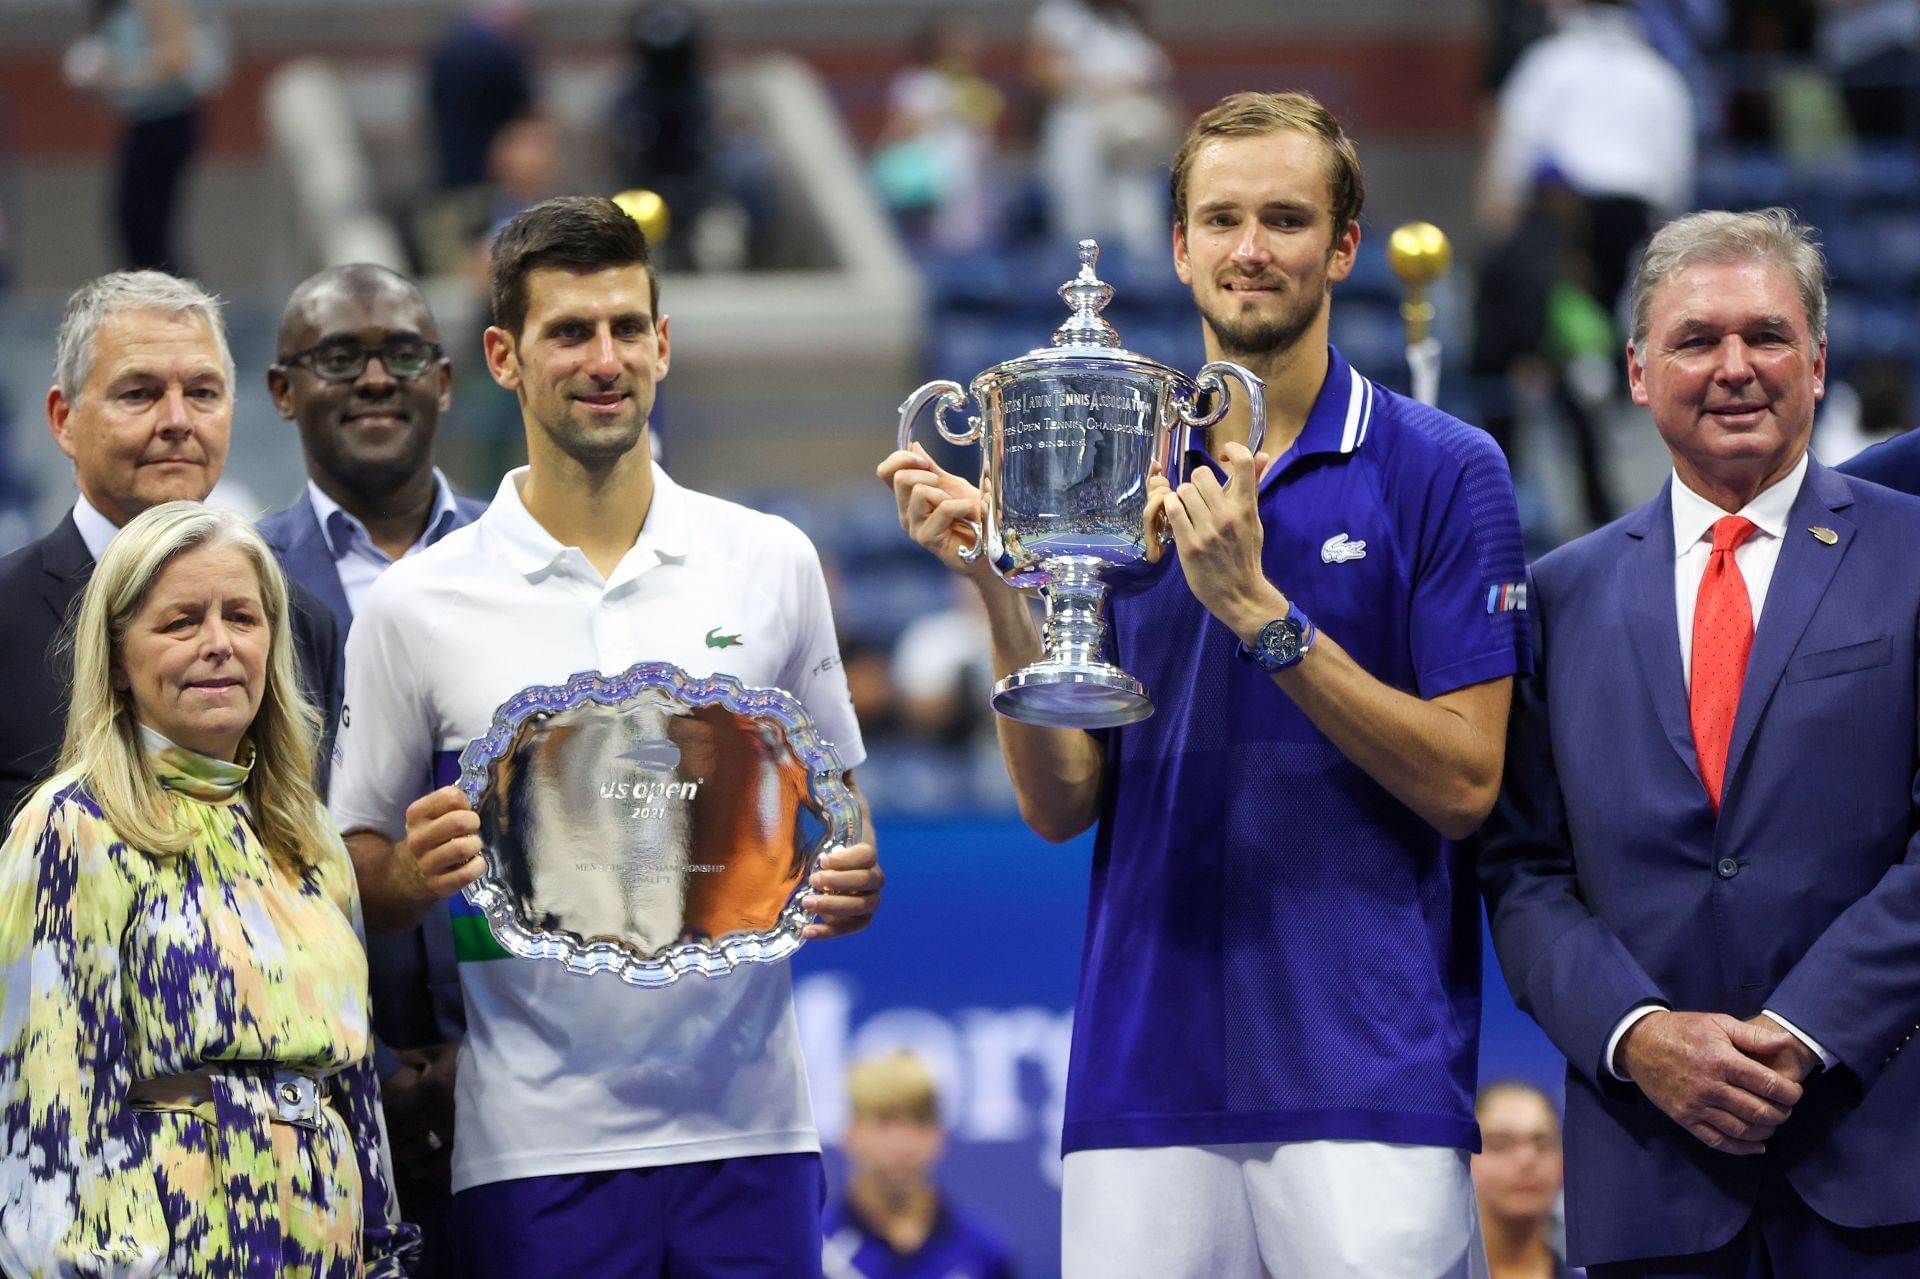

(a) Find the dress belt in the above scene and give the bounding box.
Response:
[128,1066,333,1130]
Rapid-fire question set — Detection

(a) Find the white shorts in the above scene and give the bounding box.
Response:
[1061,1140,1489,1279]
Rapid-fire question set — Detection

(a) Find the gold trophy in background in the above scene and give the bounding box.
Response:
[613,188,673,247]
[1388,221,1452,407]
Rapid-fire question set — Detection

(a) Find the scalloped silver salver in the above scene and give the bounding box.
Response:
[457,661,861,986]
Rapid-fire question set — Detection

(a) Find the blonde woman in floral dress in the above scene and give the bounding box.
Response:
[0,502,416,1277]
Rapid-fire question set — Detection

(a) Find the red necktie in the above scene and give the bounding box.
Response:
[1690,515,1758,809]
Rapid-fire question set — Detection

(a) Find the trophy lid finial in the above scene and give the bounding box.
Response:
[1053,239,1123,348]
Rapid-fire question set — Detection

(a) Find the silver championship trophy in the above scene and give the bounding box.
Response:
[456,663,862,986]
[898,239,1265,728]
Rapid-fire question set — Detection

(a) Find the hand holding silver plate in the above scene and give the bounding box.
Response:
[897,239,1267,729]
[455,662,862,986]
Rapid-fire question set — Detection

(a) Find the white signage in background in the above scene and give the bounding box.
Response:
[795,973,1074,1186]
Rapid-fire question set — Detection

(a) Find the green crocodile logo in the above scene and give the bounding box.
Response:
[705,627,744,649]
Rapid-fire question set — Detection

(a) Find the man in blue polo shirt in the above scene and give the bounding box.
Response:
[880,91,1529,1277]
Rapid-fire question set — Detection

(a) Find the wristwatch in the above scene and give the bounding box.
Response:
[1238,602,1316,672]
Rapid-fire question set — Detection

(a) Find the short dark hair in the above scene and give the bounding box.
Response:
[1170,91,1365,244]
[488,195,659,338]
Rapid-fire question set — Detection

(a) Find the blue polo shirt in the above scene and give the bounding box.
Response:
[821,1195,1017,1279]
[1063,346,1531,1156]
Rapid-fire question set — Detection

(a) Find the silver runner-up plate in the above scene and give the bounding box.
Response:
[456,661,861,986]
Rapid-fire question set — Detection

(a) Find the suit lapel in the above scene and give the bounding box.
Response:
[37,514,94,626]
[1721,463,1854,803]
[1619,484,1700,784]
[279,496,354,632]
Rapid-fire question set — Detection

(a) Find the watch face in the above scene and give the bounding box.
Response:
[1257,618,1302,667]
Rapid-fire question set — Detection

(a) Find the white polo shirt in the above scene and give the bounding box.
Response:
[331,462,865,1192]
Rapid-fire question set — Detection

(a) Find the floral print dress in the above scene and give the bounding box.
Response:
[0,737,417,1277]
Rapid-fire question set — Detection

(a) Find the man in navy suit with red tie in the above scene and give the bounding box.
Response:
[1480,208,1920,1276]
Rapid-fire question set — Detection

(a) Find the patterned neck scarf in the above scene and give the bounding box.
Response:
[138,723,253,804]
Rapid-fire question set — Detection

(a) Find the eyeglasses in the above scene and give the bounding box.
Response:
[278,336,445,383]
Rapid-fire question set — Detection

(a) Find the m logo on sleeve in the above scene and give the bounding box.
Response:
[1486,581,1528,613]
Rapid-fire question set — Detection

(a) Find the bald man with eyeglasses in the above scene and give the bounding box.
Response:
[259,261,486,1279]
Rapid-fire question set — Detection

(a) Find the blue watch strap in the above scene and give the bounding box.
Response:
[1239,602,1315,671]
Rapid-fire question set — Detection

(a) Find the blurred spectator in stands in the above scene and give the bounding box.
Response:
[610,1,770,272]
[823,1052,1018,1279]
[874,15,1005,255]
[842,636,906,744]
[427,113,565,281]
[1469,180,1618,534]
[485,115,563,231]
[1026,0,1177,266]
[1473,1082,1581,1279]
[1640,0,1733,132]
[1474,0,1693,535]
[1818,354,1915,464]
[427,0,533,194]
[890,585,990,746]
[417,1,537,279]
[63,0,231,275]
[1724,0,1820,143]
[1481,0,1694,310]
[1482,0,1555,96]
[1818,0,1920,138]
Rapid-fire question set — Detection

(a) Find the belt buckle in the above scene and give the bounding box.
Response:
[270,1071,323,1130]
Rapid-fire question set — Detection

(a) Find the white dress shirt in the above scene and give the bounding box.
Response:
[70,492,121,562]
[1672,452,1805,687]
[1605,452,1834,1078]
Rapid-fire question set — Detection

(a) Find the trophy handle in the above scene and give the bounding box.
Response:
[897,379,978,449]
[1179,361,1268,459]
[896,378,987,562]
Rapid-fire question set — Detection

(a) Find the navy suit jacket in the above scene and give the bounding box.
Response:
[0,514,344,823]
[258,488,486,1057]
[257,487,488,659]
[1837,429,1920,498]
[1479,462,1920,1267]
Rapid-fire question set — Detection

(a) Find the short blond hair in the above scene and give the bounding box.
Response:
[1170,90,1366,240]
[1475,1079,1561,1133]
[59,502,330,869]
[846,1052,940,1125]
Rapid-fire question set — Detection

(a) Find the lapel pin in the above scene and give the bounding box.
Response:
[1809,526,1838,545]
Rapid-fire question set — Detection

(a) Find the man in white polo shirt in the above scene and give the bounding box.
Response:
[331,195,883,1279]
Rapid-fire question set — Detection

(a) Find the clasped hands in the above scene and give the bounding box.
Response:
[398,786,885,940]
[382,1042,458,1183]
[1616,1010,1822,1156]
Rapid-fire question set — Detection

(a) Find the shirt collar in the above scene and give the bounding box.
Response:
[1669,451,1809,558]
[71,492,121,562]
[485,460,688,580]
[1260,345,1373,488]
[308,469,462,561]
